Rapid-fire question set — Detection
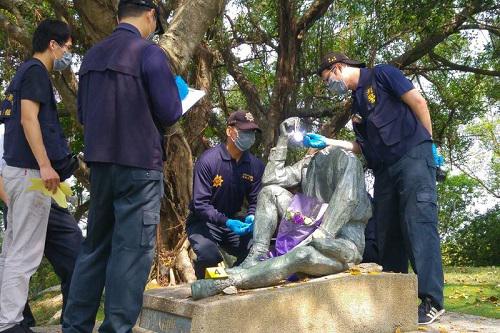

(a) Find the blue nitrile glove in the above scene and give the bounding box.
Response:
[226,219,251,235]
[175,75,189,100]
[244,215,255,233]
[244,214,255,225]
[303,133,327,149]
[432,143,444,167]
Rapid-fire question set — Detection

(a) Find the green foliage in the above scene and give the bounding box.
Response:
[437,174,481,238]
[442,206,500,266]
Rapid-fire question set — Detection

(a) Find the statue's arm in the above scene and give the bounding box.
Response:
[262,136,312,187]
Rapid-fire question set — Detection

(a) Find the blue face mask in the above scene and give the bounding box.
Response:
[234,130,256,151]
[327,77,348,96]
[53,51,73,71]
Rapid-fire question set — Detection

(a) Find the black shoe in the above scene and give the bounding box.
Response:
[418,297,445,325]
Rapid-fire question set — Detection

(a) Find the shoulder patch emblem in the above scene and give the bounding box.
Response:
[213,175,224,188]
[366,86,376,104]
[241,173,254,182]
[245,112,254,122]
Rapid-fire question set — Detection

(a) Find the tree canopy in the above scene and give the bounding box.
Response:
[0,0,498,277]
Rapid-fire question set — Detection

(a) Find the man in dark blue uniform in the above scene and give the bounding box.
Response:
[62,1,182,332]
[0,19,77,333]
[304,52,445,325]
[187,111,265,279]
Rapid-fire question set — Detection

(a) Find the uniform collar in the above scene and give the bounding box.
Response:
[355,67,372,91]
[219,143,250,163]
[114,23,142,37]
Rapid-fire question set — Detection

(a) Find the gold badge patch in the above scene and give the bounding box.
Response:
[212,175,224,188]
[245,112,254,122]
[242,173,254,182]
[366,86,376,104]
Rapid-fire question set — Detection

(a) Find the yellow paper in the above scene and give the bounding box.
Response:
[205,267,228,279]
[26,178,73,208]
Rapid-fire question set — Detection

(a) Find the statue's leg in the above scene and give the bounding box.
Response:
[191,245,346,300]
[228,185,293,273]
[311,236,363,266]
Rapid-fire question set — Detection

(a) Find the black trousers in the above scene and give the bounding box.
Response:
[63,163,162,333]
[2,203,83,326]
[187,220,252,279]
[374,141,444,308]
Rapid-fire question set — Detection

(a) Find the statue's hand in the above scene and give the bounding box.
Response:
[279,117,301,137]
[311,228,328,240]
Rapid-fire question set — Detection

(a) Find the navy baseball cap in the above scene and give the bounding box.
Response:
[227,111,261,132]
[119,0,164,35]
[316,51,365,76]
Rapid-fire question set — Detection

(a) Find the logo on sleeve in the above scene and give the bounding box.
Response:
[241,173,254,182]
[212,175,224,188]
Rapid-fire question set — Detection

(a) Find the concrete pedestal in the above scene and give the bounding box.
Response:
[136,272,418,333]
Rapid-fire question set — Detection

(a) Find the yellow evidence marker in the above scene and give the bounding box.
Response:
[205,266,228,279]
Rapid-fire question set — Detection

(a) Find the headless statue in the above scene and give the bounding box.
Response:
[191,118,372,300]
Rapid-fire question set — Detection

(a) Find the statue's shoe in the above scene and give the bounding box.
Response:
[191,278,234,300]
[226,246,268,274]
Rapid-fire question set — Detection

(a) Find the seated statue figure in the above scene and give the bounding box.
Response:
[191,118,372,300]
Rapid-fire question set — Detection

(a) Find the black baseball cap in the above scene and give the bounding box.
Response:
[316,51,365,76]
[119,0,164,35]
[227,111,261,132]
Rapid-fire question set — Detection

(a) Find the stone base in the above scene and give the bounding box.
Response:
[136,272,418,333]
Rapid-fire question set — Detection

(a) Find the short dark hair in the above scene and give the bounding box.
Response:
[32,19,71,53]
[117,3,151,20]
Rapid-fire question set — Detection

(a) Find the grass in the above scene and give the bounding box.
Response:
[443,266,499,318]
[29,264,499,325]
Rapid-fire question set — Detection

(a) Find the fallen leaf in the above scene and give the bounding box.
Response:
[417,326,428,331]
[394,327,401,333]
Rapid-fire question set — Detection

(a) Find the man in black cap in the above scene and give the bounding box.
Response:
[304,51,445,325]
[62,1,182,332]
[186,110,265,279]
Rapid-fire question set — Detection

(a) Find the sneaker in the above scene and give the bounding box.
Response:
[418,297,445,325]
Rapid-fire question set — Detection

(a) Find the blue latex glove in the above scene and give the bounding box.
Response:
[432,143,444,167]
[226,219,252,235]
[244,214,255,225]
[175,75,189,100]
[303,133,327,149]
[244,215,255,233]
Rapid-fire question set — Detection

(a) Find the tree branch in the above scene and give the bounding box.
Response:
[295,0,335,39]
[159,0,225,73]
[390,0,486,68]
[47,0,87,46]
[218,43,266,117]
[459,23,500,37]
[429,51,500,77]
[0,12,31,48]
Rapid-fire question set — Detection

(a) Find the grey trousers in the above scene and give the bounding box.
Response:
[0,166,51,330]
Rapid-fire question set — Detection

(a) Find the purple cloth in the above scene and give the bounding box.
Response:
[274,193,328,256]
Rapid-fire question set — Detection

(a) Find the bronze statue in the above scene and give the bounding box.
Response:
[191,118,372,300]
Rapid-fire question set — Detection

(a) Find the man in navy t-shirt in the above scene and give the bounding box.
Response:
[187,111,265,279]
[304,52,444,325]
[0,19,75,333]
